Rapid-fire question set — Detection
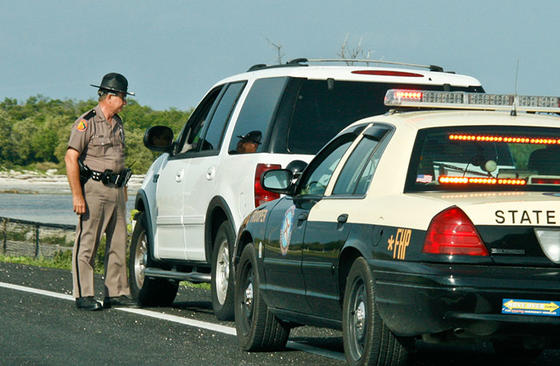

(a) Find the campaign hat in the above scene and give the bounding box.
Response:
[91,73,135,96]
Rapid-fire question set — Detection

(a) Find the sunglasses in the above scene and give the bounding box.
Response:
[110,92,127,101]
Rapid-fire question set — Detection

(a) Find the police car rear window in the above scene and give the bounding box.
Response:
[406,126,560,192]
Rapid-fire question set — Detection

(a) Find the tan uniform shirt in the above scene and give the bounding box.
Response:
[67,105,125,172]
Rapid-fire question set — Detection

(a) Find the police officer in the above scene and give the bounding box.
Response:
[65,73,136,310]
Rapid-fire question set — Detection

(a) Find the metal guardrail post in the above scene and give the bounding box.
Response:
[2,218,6,254]
[35,224,40,259]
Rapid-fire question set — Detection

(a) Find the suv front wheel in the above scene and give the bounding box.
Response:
[211,221,235,320]
[129,213,178,306]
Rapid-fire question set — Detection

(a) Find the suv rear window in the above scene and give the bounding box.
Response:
[228,77,288,154]
[406,125,560,192]
[283,80,482,155]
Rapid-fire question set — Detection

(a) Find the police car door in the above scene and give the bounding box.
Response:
[263,133,356,312]
[302,124,392,319]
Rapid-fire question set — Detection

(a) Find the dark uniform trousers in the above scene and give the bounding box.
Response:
[72,179,129,298]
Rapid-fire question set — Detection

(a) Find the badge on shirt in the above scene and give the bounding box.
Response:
[76,119,88,132]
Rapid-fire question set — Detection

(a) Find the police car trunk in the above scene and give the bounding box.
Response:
[360,90,560,339]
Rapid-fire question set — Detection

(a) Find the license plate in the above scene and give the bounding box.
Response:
[502,298,560,316]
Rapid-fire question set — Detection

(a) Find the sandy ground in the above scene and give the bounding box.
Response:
[0,170,143,195]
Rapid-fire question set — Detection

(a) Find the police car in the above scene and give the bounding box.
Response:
[232,89,560,365]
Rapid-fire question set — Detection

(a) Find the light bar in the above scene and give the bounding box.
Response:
[385,89,560,113]
[529,177,560,185]
[449,134,560,145]
[439,176,527,185]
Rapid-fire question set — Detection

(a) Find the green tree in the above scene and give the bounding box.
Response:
[0,96,191,173]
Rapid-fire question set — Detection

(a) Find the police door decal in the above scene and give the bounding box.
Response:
[387,228,411,260]
[280,205,296,256]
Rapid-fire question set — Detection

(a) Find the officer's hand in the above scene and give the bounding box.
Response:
[73,195,86,215]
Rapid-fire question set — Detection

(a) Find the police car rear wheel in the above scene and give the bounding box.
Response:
[234,243,289,351]
[211,221,235,321]
[343,257,408,366]
[129,213,178,306]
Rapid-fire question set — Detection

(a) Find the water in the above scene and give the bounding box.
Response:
[0,193,136,226]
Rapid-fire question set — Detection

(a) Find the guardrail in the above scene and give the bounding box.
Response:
[0,216,75,258]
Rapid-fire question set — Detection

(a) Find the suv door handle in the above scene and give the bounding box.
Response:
[175,169,184,182]
[206,166,216,180]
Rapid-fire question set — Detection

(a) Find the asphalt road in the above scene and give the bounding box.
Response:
[1,262,560,365]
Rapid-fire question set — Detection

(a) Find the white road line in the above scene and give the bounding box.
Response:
[0,281,74,301]
[117,307,236,336]
[0,281,345,361]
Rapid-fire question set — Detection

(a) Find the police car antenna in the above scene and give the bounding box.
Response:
[511,59,520,117]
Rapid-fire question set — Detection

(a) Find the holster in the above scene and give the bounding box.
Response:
[78,159,92,185]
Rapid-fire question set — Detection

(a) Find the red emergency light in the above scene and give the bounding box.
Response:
[438,176,527,185]
[449,134,560,145]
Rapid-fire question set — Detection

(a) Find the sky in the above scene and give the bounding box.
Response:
[1,0,558,111]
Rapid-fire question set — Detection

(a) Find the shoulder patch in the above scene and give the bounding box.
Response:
[76,119,88,132]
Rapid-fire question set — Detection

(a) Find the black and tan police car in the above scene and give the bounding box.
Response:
[232,89,560,365]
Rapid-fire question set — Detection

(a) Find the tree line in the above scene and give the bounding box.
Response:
[0,96,192,174]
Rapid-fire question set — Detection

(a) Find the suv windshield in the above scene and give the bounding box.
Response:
[406,125,560,192]
[283,80,483,154]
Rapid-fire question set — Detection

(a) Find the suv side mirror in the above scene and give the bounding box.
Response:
[144,126,174,153]
[261,169,294,195]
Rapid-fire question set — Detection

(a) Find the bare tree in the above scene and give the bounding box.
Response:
[338,34,372,65]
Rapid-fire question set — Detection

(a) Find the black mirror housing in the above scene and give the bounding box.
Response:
[144,126,174,153]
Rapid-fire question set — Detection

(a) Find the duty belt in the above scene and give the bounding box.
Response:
[89,168,132,188]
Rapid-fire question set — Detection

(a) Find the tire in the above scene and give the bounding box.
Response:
[211,221,235,320]
[129,213,178,306]
[234,244,290,351]
[343,257,408,366]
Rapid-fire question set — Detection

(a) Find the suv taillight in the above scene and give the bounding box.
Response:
[423,207,489,256]
[254,163,281,208]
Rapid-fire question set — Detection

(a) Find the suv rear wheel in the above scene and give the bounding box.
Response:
[129,213,178,306]
[211,221,235,320]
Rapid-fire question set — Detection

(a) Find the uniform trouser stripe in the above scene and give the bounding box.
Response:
[74,216,83,298]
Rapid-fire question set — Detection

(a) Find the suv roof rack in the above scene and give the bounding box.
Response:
[248,58,444,73]
[246,62,305,72]
[297,58,444,72]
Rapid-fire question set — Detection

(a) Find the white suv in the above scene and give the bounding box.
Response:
[129,58,484,320]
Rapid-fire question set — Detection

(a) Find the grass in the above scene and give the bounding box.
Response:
[0,254,71,271]
[180,281,210,290]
